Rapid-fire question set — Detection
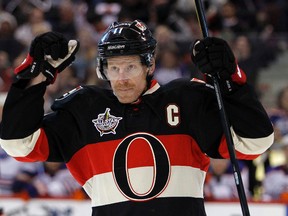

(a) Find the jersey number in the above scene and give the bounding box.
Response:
[113,133,170,201]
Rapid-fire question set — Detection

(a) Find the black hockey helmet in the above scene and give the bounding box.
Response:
[96,20,157,80]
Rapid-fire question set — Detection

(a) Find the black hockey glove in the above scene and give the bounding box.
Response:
[191,37,246,93]
[14,31,79,84]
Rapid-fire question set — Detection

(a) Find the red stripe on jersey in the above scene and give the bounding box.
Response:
[150,79,158,88]
[66,134,210,186]
[218,135,259,160]
[14,128,49,162]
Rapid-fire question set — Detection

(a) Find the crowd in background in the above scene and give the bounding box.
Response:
[1,0,288,203]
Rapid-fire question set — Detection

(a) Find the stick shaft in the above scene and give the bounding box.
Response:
[194,1,250,215]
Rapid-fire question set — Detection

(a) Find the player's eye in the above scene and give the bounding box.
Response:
[126,64,137,73]
[109,66,119,74]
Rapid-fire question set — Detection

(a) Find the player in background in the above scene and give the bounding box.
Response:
[0,20,274,216]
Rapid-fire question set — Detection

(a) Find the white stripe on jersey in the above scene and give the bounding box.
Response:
[231,127,274,155]
[83,166,206,207]
[0,129,41,157]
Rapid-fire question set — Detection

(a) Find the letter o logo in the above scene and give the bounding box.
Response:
[113,133,170,201]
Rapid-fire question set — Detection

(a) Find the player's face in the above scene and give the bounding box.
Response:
[108,55,150,104]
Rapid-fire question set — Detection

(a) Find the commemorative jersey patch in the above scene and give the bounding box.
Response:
[92,108,122,136]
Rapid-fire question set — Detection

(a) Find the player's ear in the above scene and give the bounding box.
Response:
[148,57,156,75]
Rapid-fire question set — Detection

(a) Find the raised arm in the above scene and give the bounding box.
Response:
[0,32,79,162]
[191,37,274,159]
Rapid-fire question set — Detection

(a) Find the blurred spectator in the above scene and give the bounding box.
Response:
[232,35,257,87]
[74,27,98,82]
[259,1,288,33]
[75,27,107,87]
[3,0,52,12]
[0,92,7,122]
[0,51,13,92]
[95,2,121,26]
[262,135,288,201]
[3,0,52,26]
[0,11,24,62]
[208,1,250,35]
[86,10,109,43]
[258,86,288,194]
[153,24,176,53]
[51,0,77,40]
[232,35,277,93]
[0,148,38,196]
[43,65,82,112]
[174,0,195,14]
[154,43,191,84]
[150,0,193,44]
[255,8,274,39]
[268,86,288,144]
[12,162,82,198]
[204,158,250,201]
[118,0,149,23]
[153,24,198,81]
[14,7,52,47]
[182,11,203,41]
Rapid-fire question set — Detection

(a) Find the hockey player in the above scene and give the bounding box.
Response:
[0,20,274,215]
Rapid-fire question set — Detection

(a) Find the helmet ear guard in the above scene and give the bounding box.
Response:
[96,20,157,80]
[96,57,105,80]
[140,53,154,67]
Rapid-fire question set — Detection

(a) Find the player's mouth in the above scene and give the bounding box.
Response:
[116,87,134,93]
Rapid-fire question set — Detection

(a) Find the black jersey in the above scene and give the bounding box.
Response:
[0,78,274,216]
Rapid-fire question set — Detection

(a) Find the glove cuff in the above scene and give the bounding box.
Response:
[14,53,34,75]
[230,64,247,85]
[14,53,43,80]
[42,61,59,84]
[221,65,247,94]
[205,64,247,95]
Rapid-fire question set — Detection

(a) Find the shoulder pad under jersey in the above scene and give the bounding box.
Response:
[56,86,84,101]
[51,86,85,110]
[191,77,214,89]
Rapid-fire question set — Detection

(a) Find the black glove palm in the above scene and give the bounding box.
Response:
[15,32,79,84]
[191,37,236,80]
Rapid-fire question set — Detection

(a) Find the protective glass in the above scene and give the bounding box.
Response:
[103,59,145,81]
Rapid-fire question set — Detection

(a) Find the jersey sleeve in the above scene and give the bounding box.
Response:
[0,82,85,163]
[0,82,50,162]
[0,82,47,139]
[200,83,274,159]
[219,84,274,159]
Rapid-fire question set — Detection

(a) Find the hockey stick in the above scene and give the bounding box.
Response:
[193,0,251,215]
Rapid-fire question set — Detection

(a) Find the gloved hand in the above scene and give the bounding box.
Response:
[191,37,246,86]
[14,32,79,84]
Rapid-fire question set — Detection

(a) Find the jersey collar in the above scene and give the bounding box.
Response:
[143,79,160,96]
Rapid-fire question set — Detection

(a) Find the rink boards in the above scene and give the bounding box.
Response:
[0,198,287,216]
